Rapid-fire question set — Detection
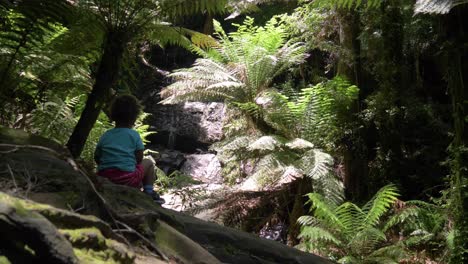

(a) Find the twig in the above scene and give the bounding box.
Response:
[67,198,86,213]
[0,145,18,154]
[114,220,169,262]
[24,164,37,198]
[6,164,18,190]
[0,144,61,155]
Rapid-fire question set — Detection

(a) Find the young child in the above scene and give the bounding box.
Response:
[94,94,165,204]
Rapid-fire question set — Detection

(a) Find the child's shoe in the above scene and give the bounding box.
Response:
[143,185,165,205]
[148,192,165,205]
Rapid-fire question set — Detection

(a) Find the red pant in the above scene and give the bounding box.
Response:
[97,164,144,188]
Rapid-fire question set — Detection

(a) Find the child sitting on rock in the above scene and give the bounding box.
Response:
[94,94,165,204]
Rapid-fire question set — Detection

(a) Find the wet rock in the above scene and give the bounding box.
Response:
[181,154,222,184]
[147,102,225,147]
[155,149,186,174]
[259,222,288,243]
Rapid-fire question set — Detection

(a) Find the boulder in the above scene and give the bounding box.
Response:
[181,154,222,184]
[147,102,225,146]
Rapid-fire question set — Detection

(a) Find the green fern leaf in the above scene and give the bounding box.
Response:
[298,226,342,246]
[362,184,400,228]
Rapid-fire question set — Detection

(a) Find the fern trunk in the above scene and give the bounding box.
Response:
[66,32,126,158]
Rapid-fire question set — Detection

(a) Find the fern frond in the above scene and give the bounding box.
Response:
[414,0,468,14]
[335,202,365,234]
[297,149,344,203]
[305,193,344,230]
[299,149,333,180]
[161,58,245,104]
[313,0,383,9]
[362,184,400,228]
[30,94,79,143]
[161,0,228,17]
[215,135,253,152]
[349,227,387,253]
[297,215,317,226]
[247,135,284,152]
[337,256,360,264]
[298,226,342,246]
[367,242,408,263]
[285,138,315,150]
[383,207,421,232]
[405,230,434,247]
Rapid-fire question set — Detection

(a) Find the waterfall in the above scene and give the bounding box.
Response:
[167,127,176,149]
[167,108,177,149]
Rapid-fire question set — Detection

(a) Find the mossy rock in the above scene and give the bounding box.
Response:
[0,127,91,210]
[0,126,65,153]
[61,228,134,264]
[0,192,135,264]
[154,220,220,264]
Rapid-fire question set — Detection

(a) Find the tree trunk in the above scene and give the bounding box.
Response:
[336,9,368,201]
[375,0,404,192]
[66,32,125,158]
[203,13,214,35]
[445,6,468,263]
[337,9,361,85]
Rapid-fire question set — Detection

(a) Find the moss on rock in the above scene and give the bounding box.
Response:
[61,228,134,264]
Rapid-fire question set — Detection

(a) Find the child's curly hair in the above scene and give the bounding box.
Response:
[109,94,142,125]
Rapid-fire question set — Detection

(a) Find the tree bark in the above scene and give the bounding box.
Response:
[374,0,404,193]
[336,9,368,201]
[66,32,125,158]
[445,6,468,263]
[203,13,214,35]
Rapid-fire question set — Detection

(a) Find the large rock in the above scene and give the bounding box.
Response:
[181,154,222,184]
[148,102,225,146]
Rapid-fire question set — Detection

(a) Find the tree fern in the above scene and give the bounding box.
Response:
[261,77,359,150]
[161,16,307,116]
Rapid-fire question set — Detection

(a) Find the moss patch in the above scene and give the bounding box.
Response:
[60,228,134,264]
[0,256,11,264]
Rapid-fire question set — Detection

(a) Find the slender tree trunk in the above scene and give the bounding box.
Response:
[336,9,368,201]
[66,32,125,158]
[337,9,361,85]
[203,13,214,35]
[376,0,404,191]
[287,177,312,246]
[446,7,468,263]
